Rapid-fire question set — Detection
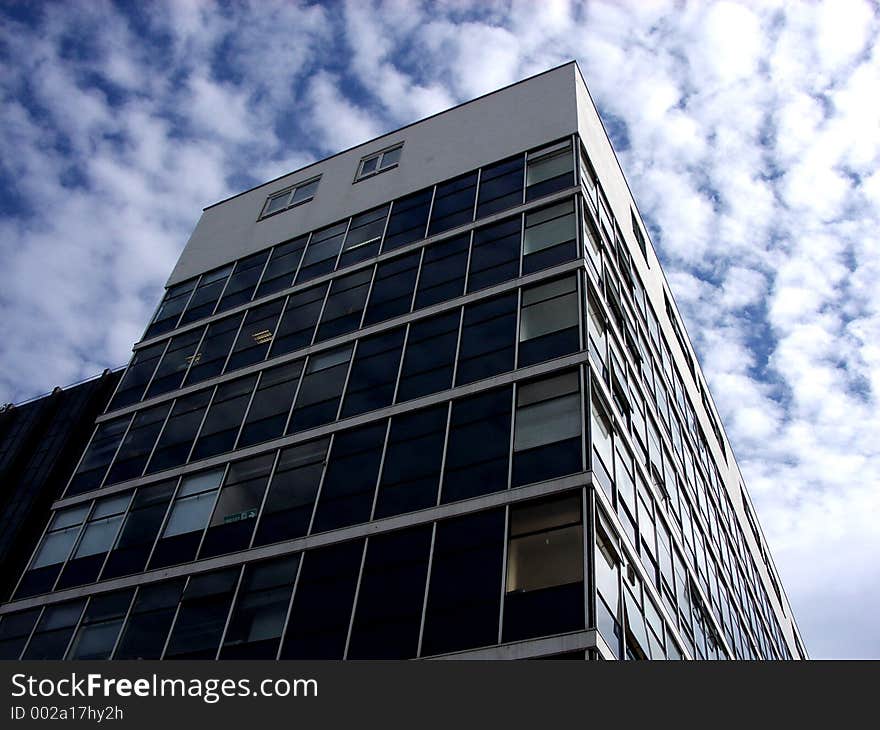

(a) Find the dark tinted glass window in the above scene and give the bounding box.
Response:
[190,375,257,461]
[221,556,300,659]
[67,416,131,495]
[255,236,308,298]
[164,568,239,659]
[288,346,352,433]
[428,172,477,236]
[17,505,88,598]
[21,600,85,659]
[114,579,185,659]
[523,198,577,274]
[467,216,520,292]
[269,283,327,356]
[526,140,574,201]
[67,589,134,660]
[145,328,204,398]
[216,251,269,312]
[225,299,284,372]
[513,371,582,487]
[145,279,196,339]
[396,311,459,402]
[519,275,579,367]
[314,268,372,342]
[237,361,303,448]
[311,422,386,532]
[374,404,446,518]
[476,155,524,218]
[105,403,171,485]
[254,438,329,546]
[348,526,431,659]
[413,234,469,309]
[363,252,419,325]
[455,293,517,385]
[280,540,364,659]
[200,454,274,558]
[102,480,176,579]
[146,390,211,474]
[338,205,388,268]
[57,494,130,589]
[442,386,512,503]
[179,265,232,325]
[183,314,243,385]
[382,188,432,252]
[503,493,584,642]
[110,342,166,409]
[0,609,41,659]
[421,509,504,655]
[297,221,346,283]
[340,328,405,417]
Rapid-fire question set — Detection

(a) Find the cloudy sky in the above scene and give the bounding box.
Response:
[1,0,878,658]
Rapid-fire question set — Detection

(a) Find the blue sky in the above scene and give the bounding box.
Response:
[1,0,878,659]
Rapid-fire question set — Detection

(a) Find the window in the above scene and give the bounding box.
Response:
[164,568,240,659]
[362,251,419,325]
[522,198,577,274]
[200,454,275,558]
[179,265,232,325]
[145,279,197,339]
[183,314,244,386]
[311,421,387,532]
[413,234,469,309]
[467,216,520,292]
[104,403,171,485]
[254,437,329,546]
[113,579,185,659]
[216,250,270,312]
[66,589,134,660]
[57,493,132,589]
[225,299,284,371]
[288,345,352,432]
[526,139,574,201]
[595,521,622,658]
[382,187,432,252]
[21,600,86,660]
[455,292,517,385]
[347,525,432,659]
[590,397,615,498]
[101,480,176,579]
[145,390,212,474]
[254,236,309,298]
[631,209,648,262]
[66,416,130,496]
[356,144,403,181]
[396,311,460,401]
[149,469,224,569]
[519,275,579,367]
[110,341,166,409]
[441,386,512,503]
[237,361,303,447]
[280,540,364,659]
[221,556,300,659]
[338,205,389,267]
[145,328,204,398]
[314,268,372,341]
[476,154,524,218]
[269,283,328,356]
[428,172,477,236]
[190,375,258,461]
[512,371,582,487]
[340,328,405,417]
[0,609,42,659]
[297,221,347,283]
[421,509,505,656]
[503,493,584,641]
[260,177,320,218]
[16,505,89,598]
[374,404,447,518]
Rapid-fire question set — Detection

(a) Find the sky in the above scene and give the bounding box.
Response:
[0,0,878,659]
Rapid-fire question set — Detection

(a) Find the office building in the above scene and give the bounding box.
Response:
[0,62,806,660]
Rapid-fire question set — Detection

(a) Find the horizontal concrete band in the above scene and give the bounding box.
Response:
[425,628,605,660]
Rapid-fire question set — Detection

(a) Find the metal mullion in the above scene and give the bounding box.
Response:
[580,364,589,474]
[518,209,525,278]
[356,264,379,330]
[158,576,187,660]
[172,274,203,331]
[60,595,89,660]
[415,521,437,658]
[230,369,262,451]
[182,383,220,466]
[341,537,368,659]
[304,433,334,537]
[367,419,394,522]
[139,395,177,477]
[107,585,138,660]
[10,501,75,599]
[274,549,306,659]
[15,605,45,660]
[47,500,100,594]
[290,231,314,286]
[521,150,528,204]
[95,409,140,491]
[390,322,411,405]
[470,168,482,223]
[247,246,275,304]
[461,229,475,293]
[497,504,511,644]
[506,383,517,491]
[280,355,308,436]
[214,564,246,659]
[61,421,104,496]
[449,306,466,389]
[308,278,334,348]
[423,184,438,239]
[262,293,290,366]
[585,486,597,633]
[377,199,394,253]
[246,448,283,550]
[333,339,359,423]
[192,462,233,561]
[513,286,523,371]
[331,216,355,272]
[433,402,454,507]
[93,495,137,583]
[211,265,236,317]
[218,309,249,376]
[140,474,184,570]
[408,247,426,313]
[136,336,174,403]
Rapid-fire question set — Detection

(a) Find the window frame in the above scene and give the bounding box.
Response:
[354,143,404,182]
[259,176,321,220]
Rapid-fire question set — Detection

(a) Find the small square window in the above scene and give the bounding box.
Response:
[355,143,403,181]
[260,176,321,219]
